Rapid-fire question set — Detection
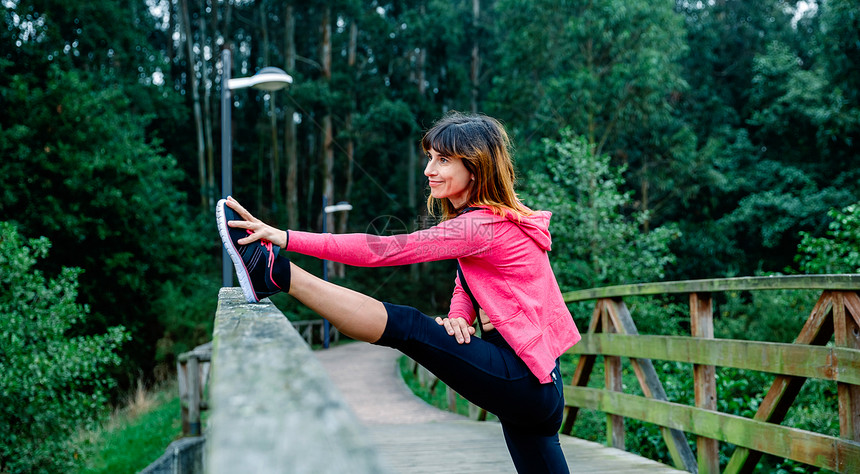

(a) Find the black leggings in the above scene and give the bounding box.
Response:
[374,303,570,473]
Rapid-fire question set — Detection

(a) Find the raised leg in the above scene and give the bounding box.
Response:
[286,262,387,343]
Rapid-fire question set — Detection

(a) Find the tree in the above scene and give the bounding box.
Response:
[521,131,679,290]
[488,0,693,233]
[0,223,128,473]
[0,64,212,380]
[796,202,860,274]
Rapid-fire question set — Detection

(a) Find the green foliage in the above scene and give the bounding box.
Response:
[397,356,473,418]
[522,131,680,289]
[796,203,860,274]
[0,222,128,473]
[0,64,216,379]
[718,288,819,343]
[670,0,859,278]
[77,384,183,474]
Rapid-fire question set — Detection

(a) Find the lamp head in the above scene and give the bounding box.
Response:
[228,66,293,91]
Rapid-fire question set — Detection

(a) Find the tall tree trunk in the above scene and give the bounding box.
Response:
[260,2,280,215]
[223,0,233,37]
[199,0,215,209]
[320,6,335,277]
[413,3,428,282]
[335,20,358,278]
[641,156,650,233]
[284,3,298,229]
[168,0,177,86]
[180,0,207,211]
[470,0,480,113]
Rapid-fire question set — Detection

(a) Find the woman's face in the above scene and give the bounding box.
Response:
[424,148,473,209]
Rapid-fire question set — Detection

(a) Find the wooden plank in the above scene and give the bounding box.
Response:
[564,386,860,472]
[563,274,860,302]
[368,421,686,473]
[566,334,860,385]
[834,292,860,442]
[845,292,860,328]
[605,299,697,472]
[562,300,603,435]
[691,292,718,474]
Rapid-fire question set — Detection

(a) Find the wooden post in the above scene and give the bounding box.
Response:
[561,302,603,434]
[178,359,189,435]
[603,301,625,450]
[447,385,457,412]
[691,292,718,474]
[834,291,860,442]
[187,355,201,436]
[606,299,697,472]
[724,291,835,473]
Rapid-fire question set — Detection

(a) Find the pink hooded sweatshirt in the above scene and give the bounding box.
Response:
[286,207,581,383]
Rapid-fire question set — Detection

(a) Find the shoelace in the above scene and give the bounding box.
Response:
[247,230,282,290]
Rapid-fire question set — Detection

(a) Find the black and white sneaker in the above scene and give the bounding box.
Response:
[216,199,284,303]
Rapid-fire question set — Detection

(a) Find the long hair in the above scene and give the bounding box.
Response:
[421,112,532,221]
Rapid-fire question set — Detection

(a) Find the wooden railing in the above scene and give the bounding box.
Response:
[560,274,860,473]
[206,287,389,473]
[291,319,340,346]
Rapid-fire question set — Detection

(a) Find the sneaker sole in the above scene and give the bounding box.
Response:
[216,199,260,303]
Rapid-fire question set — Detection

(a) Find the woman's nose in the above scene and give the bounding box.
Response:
[424,159,434,176]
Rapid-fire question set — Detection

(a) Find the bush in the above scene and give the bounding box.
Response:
[796,202,860,274]
[521,131,680,290]
[0,222,128,473]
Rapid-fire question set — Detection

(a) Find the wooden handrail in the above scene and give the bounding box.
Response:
[206,288,389,473]
[563,274,860,302]
[561,275,860,473]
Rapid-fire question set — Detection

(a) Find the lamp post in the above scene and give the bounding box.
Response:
[322,198,353,348]
[221,48,293,287]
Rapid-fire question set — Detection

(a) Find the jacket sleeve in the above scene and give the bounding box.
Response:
[286,214,491,267]
[448,273,477,325]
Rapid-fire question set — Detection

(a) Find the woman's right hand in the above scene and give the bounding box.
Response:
[435,317,476,344]
[225,196,289,249]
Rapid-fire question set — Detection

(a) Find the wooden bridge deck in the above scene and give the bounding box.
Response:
[316,342,684,473]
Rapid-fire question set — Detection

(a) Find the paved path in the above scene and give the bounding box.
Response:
[315,342,461,425]
[316,342,684,473]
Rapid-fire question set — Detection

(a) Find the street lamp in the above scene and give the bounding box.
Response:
[322,199,353,348]
[221,48,293,288]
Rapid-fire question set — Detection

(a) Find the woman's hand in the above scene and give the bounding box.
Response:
[435,317,476,344]
[224,196,289,249]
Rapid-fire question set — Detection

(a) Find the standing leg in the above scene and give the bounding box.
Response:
[501,422,570,474]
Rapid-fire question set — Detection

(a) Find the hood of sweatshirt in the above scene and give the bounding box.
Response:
[461,206,553,251]
[507,209,553,251]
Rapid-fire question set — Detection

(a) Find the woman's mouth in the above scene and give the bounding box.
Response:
[428,180,443,187]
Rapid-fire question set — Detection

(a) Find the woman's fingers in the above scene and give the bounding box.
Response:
[436,317,472,344]
[226,196,260,223]
[224,197,288,248]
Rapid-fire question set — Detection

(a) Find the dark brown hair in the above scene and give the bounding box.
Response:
[421,112,530,220]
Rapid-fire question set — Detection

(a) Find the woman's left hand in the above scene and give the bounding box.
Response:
[225,196,289,249]
[435,317,476,344]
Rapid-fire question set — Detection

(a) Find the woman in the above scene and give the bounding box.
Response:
[216,112,581,473]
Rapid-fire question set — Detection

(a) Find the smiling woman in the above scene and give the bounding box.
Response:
[217,112,581,473]
[424,149,473,208]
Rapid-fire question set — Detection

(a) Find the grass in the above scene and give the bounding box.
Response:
[397,356,499,421]
[73,380,184,474]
